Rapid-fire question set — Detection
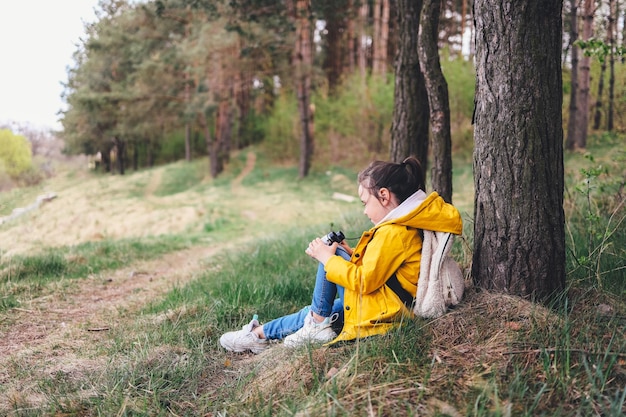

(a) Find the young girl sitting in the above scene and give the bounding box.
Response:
[219,156,462,353]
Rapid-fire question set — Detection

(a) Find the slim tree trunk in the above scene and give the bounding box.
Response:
[235,66,250,149]
[322,2,348,94]
[592,2,608,131]
[372,0,390,78]
[294,0,314,178]
[472,0,565,300]
[608,0,617,131]
[566,0,579,150]
[133,143,138,171]
[216,96,230,173]
[358,1,369,79]
[592,57,606,130]
[461,0,467,39]
[380,0,390,78]
[419,0,453,203]
[346,0,356,74]
[622,5,626,64]
[184,123,191,161]
[101,147,111,173]
[114,137,126,175]
[373,0,382,76]
[390,0,429,168]
[573,0,594,149]
[200,113,219,179]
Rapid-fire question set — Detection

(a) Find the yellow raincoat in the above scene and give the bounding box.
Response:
[324,191,462,343]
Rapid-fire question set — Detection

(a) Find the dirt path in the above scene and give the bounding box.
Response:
[0,245,213,356]
[0,244,221,406]
[232,151,256,187]
[0,154,260,409]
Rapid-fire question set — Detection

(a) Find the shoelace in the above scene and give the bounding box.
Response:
[328,312,340,324]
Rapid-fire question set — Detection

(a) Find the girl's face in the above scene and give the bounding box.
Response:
[358,184,397,224]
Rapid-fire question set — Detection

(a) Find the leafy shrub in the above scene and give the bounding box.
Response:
[0,129,33,179]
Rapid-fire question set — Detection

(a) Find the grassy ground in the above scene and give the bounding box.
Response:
[0,141,624,416]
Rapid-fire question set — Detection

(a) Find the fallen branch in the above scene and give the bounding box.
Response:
[86,327,110,332]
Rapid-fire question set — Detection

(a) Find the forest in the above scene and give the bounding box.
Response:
[50,0,622,294]
[1,1,625,415]
[54,0,622,174]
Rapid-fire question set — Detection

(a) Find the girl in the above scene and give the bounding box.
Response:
[219,156,462,353]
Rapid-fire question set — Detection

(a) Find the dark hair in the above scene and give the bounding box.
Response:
[357,156,425,203]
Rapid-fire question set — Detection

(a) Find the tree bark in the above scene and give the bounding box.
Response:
[390,0,429,167]
[472,0,566,300]
[418,0,453,203]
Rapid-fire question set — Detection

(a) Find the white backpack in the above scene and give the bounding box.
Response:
[413,231,465,318]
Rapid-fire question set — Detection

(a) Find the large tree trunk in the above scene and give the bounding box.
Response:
[566,0,579,149]
[390,0,429,167]
[294,0,314,178]
[472,0,566,300]
[418,0,453,203]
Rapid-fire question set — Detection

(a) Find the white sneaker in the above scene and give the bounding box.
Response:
[219,315,268,354]
[284,311,338,348]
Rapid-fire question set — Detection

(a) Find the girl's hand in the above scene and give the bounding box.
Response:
[339,241,353,256]
[305,238,337,265]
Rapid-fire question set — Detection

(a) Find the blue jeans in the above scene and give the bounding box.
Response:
[262,247,351,340]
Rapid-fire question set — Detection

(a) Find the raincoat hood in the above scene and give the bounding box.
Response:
[378,190,463,235]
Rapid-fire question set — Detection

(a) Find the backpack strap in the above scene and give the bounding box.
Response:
[386,273,414,308]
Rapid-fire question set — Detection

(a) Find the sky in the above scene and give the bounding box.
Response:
[0,1,100,131]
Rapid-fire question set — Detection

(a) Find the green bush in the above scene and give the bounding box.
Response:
[0,129,33,179]
[259,93,300,162]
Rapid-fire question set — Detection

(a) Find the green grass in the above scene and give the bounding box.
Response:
[1,137,625,416]
[13,222,623,416]
[0,235,199,312]
[563,132,626,295]
[154,160,208,196]
[1,235,198,282]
